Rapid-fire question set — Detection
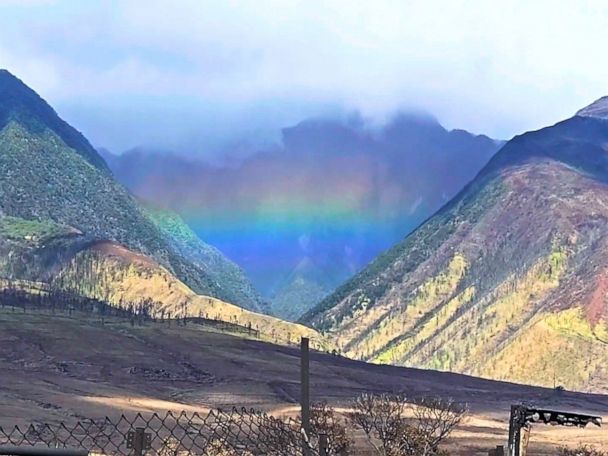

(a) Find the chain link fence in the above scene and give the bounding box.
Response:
[0,409,326,456]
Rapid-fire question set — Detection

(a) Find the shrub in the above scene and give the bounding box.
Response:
[310,401,351,455]
[559,445,608,456]
[350,393,466,456]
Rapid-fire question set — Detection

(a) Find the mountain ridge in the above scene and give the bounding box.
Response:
[301,98,608,392]
[0,69,265,313]
[102,113,502,320]
[0,70,108,171]
[577,96,608,120]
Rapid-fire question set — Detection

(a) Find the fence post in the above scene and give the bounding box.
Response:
[489,445,505,456]
[318,433,328,456]
[301,337,311,456]
[508,405,530,456]
[126,427,151,456]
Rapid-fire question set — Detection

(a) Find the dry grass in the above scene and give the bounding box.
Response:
[58,246,327,349]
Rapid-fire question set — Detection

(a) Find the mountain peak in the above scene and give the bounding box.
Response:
[0,69,47,106]
[0,69,23,83]
[302,104,608,391]
[0,69,108,171]
[0,70,40,108]
[576,96,608,120]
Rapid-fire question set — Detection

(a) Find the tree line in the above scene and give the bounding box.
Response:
[0,279,261,337]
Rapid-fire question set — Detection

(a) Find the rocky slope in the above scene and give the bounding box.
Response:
[302,97,608,392]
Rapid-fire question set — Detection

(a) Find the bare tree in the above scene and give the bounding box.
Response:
[405,396,466,456]
[350,393,466,456]
[560,446,608,456]
[351,393,408,456]
[309,402,351,455]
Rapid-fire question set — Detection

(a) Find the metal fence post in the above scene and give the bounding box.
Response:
[318,433,328,456]
[301,337,310,456]
[508,405,522,456]
[489,445,505,456]
[508,405,531,456]
[126,427,151,456]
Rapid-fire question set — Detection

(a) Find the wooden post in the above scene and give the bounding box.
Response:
[301,337,311,456]
[520,427,530,456]
[508,405,528,456]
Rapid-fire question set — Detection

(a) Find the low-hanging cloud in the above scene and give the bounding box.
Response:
[1,0,607,155]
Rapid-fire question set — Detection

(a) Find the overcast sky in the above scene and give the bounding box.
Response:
[1,0,607,156]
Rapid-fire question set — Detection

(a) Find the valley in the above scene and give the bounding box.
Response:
[103,116,501,320]
[3,3,608,454]
[2,68,608,453]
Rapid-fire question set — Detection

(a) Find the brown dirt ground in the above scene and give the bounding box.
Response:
[1,309,607,455]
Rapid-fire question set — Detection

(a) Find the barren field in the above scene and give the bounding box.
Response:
[1,309,607,454]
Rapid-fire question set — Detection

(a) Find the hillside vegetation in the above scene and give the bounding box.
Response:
[55,241,325,348]
[103,114,501,321]
[145,206,266,312]
[0,69,262,310]
[0,70,308,343]
[303,104,608,392]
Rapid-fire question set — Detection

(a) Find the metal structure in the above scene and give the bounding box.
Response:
[126,428,151,456]
[0,409,325,456]
[508,405,602,456]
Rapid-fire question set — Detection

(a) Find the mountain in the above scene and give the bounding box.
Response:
[102,114,501,320]
[143,206,267,313]
[54,239,318,347]
[0,70,267,315]
[269,256,346,320]
[301,97,608,392]
[0,69,107,171]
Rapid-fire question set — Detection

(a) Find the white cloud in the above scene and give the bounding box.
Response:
[1,0,607,151]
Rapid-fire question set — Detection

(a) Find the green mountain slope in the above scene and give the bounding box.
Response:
[145,206,267,312]
[270,256,345,321]
[0,218,324,347]
[0,69,106,170]
[302,98,608,392]
[52,240,323,347]
[0,70,261,311]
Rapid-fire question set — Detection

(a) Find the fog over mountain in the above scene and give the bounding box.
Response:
[103,112,501,319]
[2,1,607,157]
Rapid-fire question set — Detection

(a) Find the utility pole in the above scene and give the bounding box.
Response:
[301,337,311,456]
